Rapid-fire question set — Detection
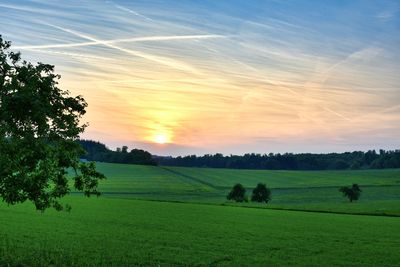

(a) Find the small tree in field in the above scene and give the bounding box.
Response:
[0,36,105,211]
[339,184,361,202]
[251,183,271,203]
[227,183,247,202]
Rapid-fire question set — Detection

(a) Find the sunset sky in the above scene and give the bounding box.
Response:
[1,0,399,156]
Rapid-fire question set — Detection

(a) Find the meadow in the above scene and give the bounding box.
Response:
[1,198,400,266]
[1,163,400,266]
[92,163,400,216]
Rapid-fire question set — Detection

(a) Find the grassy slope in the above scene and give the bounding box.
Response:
[164,166,400,188]
[1,197,399,267]
[89,163,400,215]
[93,163,211,193]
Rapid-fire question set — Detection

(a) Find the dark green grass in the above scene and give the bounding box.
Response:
[1,197,399,266]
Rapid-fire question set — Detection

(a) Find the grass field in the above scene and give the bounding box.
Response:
[1,197,400,266]
[1,163,400,266]
[164,166,400,188]
[90,163,400,216]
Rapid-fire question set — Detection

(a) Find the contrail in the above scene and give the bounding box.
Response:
[283,86,352,122]
[25,49,110,60]
[322,107,352,121]
[44,24,201,74]
[13,34,226,50]
[114,4,153,21]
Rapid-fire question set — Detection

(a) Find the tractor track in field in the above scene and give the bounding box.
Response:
[71,183,400,196]
[70,191,222,196]
[158,166,224,190]
[155,166,400,191]
[69,192,400,217]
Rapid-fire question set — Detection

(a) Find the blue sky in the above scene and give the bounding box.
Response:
[0,0,399,155]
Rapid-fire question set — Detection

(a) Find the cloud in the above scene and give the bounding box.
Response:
[44,23,203,74]
[13,34,227,50]
[1,0,399,154]
[376,10,397,21]
[114,4,153,21]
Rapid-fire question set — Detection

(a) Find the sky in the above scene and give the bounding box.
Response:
[0,0,399,156]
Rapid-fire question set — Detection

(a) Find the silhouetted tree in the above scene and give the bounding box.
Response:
[0,36,105,211]
[155,150,400,170]
[251,183,271,203]
[227,183,247,202]
[78,140,157,165]
[339,184,362,202]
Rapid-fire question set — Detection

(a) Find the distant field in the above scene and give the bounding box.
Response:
[92,163,211,193]
[87,163,400,215]
[1,197,399,266]
[164,166,400,188]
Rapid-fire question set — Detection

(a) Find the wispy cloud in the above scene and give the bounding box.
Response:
[114,4,153,21]
[45,23,203,74]
[376,9,398,21]
[1,0,399,154]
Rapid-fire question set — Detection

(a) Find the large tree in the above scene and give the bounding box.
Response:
[0,35,105,211]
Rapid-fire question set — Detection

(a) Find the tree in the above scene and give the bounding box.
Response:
[332,160,349,170]
[227,183,247,202]
[339,184,361,202]
[0,35,105,211]
[251,183,271,203]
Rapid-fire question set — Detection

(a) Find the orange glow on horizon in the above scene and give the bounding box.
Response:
[20,1,397,154]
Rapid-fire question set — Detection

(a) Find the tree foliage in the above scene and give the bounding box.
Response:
[339,184,361,202]
[156,150,400,170]
[0,36,105,211]
[78,139,157,165]
[251,183,271,203]
[227,183,247,202]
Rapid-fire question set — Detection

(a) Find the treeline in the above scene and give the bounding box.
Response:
[78,140,157,165]
[78,139,400,170]
[155,150,400,170]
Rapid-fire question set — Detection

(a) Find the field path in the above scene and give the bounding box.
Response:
[159,166,224,190]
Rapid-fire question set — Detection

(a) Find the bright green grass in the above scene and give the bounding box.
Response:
[87,163,212,193]
[85,163,400,215]
[1,197,399,267]
[164,166,400,188]
[2,165,400,265]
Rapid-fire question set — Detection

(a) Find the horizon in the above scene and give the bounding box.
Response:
[1,0,399,156]
[82,138,399,157]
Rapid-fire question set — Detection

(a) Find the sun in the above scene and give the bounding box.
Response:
[154,133,168,144]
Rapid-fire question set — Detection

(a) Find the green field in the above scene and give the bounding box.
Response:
[1,163,400,266]
[1,197,400,266]
[164,166,400,188]
[91,163,400,216]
